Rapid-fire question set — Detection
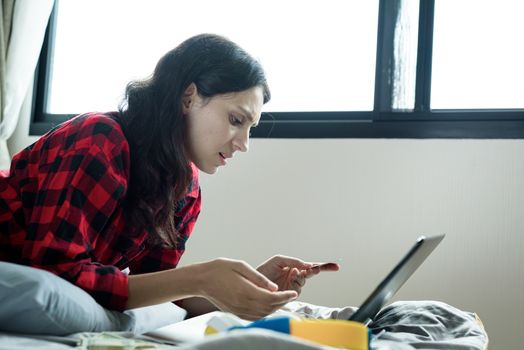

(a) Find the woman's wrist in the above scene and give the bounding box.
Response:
[165,262,211,301]
[127,262,208,309]
[176,262,208,298]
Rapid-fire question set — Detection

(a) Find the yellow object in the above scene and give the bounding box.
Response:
[204,313,369,350]
[290,319,369,350]
[204,325,218,335]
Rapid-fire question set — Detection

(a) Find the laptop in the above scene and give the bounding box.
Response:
[348,234,445,325]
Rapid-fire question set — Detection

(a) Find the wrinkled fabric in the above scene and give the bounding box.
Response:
[280,301,358,320]
[369,301,488,350]
[281,300,488,350]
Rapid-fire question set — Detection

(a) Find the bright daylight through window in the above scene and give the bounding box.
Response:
[47,0,378,115]
[431,0,524,109]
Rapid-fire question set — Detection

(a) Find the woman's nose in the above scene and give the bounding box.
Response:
[233,130,249,153]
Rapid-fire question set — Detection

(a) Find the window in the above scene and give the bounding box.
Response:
[431,0,524,109]
[44,0,378,114]
[32,0,524,138]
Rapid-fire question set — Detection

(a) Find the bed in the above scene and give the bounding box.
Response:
[0,262,488,349]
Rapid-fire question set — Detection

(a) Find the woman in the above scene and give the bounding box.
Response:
[0,34,338,321]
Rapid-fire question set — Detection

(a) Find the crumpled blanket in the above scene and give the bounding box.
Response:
[279,300,488,350]
[370,301,488,350]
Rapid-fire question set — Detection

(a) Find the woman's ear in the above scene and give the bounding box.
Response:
[182,83,197,114]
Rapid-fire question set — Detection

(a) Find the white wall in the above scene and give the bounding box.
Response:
[8,91,524,348]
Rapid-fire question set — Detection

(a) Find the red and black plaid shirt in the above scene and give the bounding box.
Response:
[0,113,201,311]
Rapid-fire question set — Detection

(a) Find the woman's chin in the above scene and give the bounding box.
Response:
[199,164,219,175]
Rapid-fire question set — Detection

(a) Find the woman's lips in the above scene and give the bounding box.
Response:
[219,152,227,165]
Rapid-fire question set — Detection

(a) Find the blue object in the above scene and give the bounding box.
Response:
[229,316,291,334]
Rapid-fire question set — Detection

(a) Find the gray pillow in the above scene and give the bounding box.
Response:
[0,261,186,335]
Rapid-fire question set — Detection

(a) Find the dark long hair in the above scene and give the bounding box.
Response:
[116,34,270,247]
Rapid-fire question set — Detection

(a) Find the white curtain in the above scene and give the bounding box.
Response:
[0,0,54,169]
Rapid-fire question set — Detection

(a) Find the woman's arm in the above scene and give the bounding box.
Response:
[126,258,298,320]
[127,264,202,309]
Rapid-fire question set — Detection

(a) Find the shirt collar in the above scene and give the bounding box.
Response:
[186,162,200,199]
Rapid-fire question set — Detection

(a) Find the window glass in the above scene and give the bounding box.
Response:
[431,0,524,109]
[392,0,419,110]
[47,0,379,114]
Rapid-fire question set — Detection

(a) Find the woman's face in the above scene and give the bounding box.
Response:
[184,85,263,174]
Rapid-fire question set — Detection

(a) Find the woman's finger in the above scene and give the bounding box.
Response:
[293,275,306,287]
[273,290,298,303]
[233,260,278,291]
[292,269,307,285]
[270,255,313,269]
[245,282,298,304]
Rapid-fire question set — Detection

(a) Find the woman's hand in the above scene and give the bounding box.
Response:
[197,258,298,320]
[256,255,340,295]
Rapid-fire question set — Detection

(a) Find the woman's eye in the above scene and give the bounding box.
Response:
[230,116,243,125]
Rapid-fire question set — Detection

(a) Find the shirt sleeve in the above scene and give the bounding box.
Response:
[128,187,201,274]
[21,134,131,311]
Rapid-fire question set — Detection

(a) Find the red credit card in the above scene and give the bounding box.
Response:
[310,262,339,269]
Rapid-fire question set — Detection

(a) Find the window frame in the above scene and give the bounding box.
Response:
[30,0,524,138]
